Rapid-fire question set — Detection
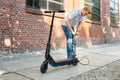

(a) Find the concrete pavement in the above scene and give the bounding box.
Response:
[0,43,120,80]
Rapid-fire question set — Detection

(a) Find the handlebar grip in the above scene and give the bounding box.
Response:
[57,10,65,13]
[44,11,52,13]
[44,10,65,13]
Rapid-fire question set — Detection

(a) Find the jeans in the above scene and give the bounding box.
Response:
[62,25,75,58]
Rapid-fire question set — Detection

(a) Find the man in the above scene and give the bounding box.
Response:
[62,7,91,59]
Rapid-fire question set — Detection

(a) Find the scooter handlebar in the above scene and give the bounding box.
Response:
[44,10,65,13]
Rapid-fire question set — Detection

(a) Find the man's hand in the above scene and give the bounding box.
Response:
[75,31,79,35]
[72,31,76,35]
[72,31,79,36]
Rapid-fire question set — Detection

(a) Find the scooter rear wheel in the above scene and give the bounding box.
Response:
[40,61,48,73]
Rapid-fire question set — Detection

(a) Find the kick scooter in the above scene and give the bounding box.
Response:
[40,10,79,73]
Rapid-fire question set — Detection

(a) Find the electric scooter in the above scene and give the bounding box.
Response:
[40,10,79,73]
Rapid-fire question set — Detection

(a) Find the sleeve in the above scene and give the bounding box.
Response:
[79,16,87,22]
[67,9,79,19]
[78,16,87,25]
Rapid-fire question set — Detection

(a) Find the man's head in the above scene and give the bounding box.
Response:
[81,7,91,16]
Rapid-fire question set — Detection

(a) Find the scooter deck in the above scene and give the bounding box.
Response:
[49,56,79,67]
[56,58,79,65]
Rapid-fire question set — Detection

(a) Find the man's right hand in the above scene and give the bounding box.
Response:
[72,31,76,36]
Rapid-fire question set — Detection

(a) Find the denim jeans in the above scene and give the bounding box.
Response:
[62,25,75,59]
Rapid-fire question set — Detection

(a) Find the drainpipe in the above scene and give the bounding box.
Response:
[101,0,111,44]
[105,0,111,43]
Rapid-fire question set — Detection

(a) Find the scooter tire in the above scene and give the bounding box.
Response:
[40,61,48,73]
[72,62,78,66]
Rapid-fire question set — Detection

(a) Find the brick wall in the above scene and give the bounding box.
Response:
[0,0,120,52]
[0,0,65,52]
[101,0,120,43]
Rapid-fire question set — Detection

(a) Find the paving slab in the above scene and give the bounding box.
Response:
[0,44,120,80]
[0,73,31,80]
[0,69,7,76]
[17,64,96,80]
[81,53,119,67]
[0,57,43,72]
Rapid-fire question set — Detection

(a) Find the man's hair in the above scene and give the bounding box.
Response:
[83,7,91,14]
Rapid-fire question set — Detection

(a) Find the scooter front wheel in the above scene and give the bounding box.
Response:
[40,61,48,73]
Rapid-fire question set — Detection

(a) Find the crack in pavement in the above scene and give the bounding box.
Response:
[2,71,34,80]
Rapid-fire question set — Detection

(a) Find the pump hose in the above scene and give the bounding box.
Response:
[78,56,90,65]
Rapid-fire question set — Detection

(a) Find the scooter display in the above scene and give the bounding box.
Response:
[40,10,79,73]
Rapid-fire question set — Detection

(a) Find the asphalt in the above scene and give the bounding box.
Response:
[0,43,120,80]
